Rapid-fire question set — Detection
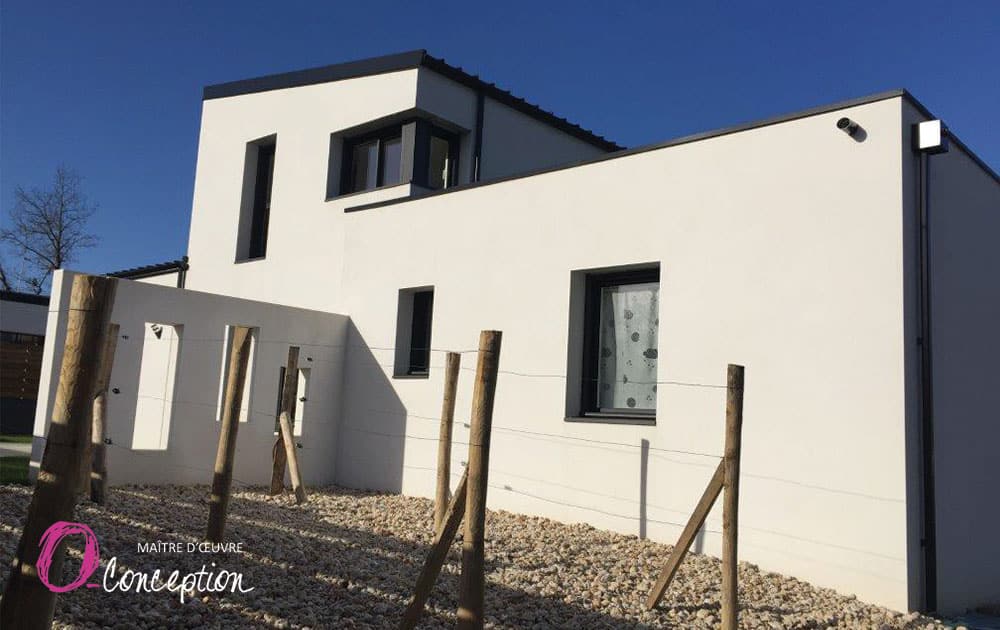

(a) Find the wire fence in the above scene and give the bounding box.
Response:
[20,313,905,565]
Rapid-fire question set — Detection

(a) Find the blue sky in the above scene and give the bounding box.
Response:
[2,1,998,281]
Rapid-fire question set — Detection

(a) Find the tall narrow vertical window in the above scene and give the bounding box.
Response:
[408,290,434,374]
[393,287,434,378]
[426,129,458,190]
[236,135,276,262]
[248,141,275,259]
[581,268,660,417]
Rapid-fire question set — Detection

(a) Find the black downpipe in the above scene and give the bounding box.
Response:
[917,151,938,613]
[472,91,485,182]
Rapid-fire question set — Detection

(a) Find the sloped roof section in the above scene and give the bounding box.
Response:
[107,257,188,280]
[203,50,623,152]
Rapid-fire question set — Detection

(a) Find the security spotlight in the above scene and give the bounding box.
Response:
[915,120,949,154]
[837,117,860,137]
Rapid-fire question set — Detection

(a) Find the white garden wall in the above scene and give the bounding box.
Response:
[30,270,348,487]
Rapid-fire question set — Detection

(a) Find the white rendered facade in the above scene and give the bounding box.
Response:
[31,52,1000,614]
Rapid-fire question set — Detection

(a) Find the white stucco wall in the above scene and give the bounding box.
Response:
[184,69,423,310]
[921,126,1000,614]
[333,97,913,610]
[183,67,613,313]
[0,298,49,336]
[31,270,347,487]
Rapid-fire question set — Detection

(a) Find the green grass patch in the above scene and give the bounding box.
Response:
[0,434,33,444]
[0,456,30,485]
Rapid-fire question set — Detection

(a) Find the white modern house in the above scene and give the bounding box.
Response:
[30,50,999,615]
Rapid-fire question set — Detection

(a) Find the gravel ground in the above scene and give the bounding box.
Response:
[0,484,951,629]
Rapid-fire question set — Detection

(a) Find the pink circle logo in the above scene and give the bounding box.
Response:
[37,521,101,592]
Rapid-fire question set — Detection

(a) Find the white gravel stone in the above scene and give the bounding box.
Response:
[0,484,947,628]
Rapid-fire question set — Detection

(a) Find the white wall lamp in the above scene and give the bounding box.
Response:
[915,119,949,154]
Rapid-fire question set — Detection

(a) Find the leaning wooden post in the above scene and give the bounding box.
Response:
[0,273,116,630]
[206,326,253,543]
[644,461,724,609]
[270,346,299,495]
[434,351,461,530]
[277,411,307,504]
[89,322,120,504]
[399,468,469,629]
[721,364,745,630]
[457,330,502,630]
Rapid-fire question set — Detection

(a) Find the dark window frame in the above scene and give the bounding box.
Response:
[340,125,404,194]
[337,119,461,196]
[246,140,276,260]
[407,289,434,375]
[580,267,660,418]
[425,125,460,190]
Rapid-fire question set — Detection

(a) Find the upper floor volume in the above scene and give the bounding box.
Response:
[202,48,620,205]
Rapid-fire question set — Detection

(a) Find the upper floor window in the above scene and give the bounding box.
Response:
[236,135,276,262]
[345,128,403,193]
[427,128,458,190]
[337,119,460,196]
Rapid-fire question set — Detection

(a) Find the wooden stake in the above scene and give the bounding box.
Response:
[721,364,745,630]
[270,346,299,495]
[89,322,120,504]
[645,461,724,609]
[0,273,116,630]
[277,411,307,504]
[399,469,469,629]
[434,351,461,531]
[206,326,252,543]
[457,330,502,630]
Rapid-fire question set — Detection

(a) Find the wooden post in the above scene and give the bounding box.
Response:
[639,438,649,540]
[457,330,502,630]
[721,364,745,630]
[206,326,252,543]
[645,461,725,609]
[434,351,461,531]
[277,411,307,504]
[89,322,120,504]
[0,273,116,630]
[270,346,299,495]
[399,469,469,629]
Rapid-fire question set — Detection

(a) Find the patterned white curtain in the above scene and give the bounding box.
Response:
[597,282,659,411]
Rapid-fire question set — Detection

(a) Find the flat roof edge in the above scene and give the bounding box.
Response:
[203,50,426,100]
[346,90,916,213]
[202,50,622,151]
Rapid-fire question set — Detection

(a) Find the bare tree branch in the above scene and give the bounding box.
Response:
[0,165,99,293]
[0,261,13,292]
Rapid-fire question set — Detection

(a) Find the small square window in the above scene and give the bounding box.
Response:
[580,268,659,418]
[394,287,434,378]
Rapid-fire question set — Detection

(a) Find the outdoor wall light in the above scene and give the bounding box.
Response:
[837,117,860,137]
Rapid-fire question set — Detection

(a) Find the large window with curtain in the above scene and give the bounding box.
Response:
[581,267,660,417]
